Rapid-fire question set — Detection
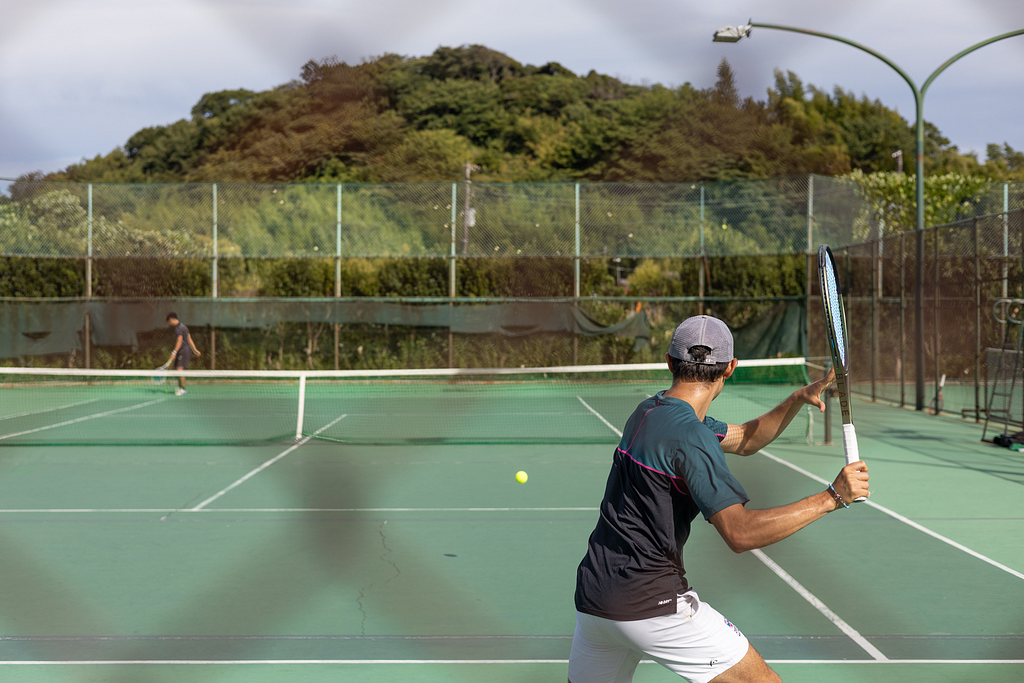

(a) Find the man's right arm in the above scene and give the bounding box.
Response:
[708,461,869,553]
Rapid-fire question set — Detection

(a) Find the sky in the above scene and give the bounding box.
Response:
[1,0,1023,184]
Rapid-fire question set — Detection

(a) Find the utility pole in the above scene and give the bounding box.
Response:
[462,162,480,254]
[892,150,903,174]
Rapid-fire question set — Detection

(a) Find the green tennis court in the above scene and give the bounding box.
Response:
[0,373,1021,682]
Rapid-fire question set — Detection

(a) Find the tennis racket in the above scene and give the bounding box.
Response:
[152,361,171,385]
[818,245,865,501]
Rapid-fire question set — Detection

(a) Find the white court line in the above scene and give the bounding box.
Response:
[576,396,622,437]
[0,398,101,422]
[189,414,347,511]
[759,449,1024,582]
[0,507,600,514]
[751,549,887,661]
[0,659,1019,665]
[0,399,167,441]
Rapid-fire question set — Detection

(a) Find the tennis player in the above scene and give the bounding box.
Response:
[166,312,201,396]
[569,315,869,683]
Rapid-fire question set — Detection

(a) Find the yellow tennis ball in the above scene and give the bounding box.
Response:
[515,471,528,484]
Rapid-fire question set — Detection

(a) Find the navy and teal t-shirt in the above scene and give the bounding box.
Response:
[574,391,749,621]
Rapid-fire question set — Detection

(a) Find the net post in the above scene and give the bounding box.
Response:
[974,216,981,422]
[335,183,342,371]
[295,374,307,441]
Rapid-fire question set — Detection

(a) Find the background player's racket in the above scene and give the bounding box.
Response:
[152,361,171,385]
[818,245,865,501]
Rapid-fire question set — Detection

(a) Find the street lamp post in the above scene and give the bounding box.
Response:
[715,22,1024,410]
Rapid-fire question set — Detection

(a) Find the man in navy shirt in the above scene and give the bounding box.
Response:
[570,315,869,683]
[165,312,201,396]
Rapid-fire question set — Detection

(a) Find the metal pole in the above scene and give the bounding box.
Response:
[85,184,92,369]
[914,103,926,411]
[211,183,218,369]
[974,216,981,422]
[933,227,940,413]
[449,183,457,368]
[699,183,705,315]
[574,182,581,365]
[807,175,814,362]
[871,226,879,402]
[900,232,906,409]
[1004,182,1010,298]
[335,183,342,370]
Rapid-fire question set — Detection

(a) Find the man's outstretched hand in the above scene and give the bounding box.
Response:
[794,367,835,413]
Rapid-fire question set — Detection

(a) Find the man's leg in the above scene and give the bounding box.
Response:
[708,644,780,683]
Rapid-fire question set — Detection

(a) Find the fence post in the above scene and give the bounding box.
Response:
[900,232,906,409]
[85,183,92,369]
[806,174,814,361]
[335,183,342,370]
[1003,183,1010,298]
[871,224,879,402]
[574,182,581,365]
[933,228,940,413]
[974,216,981,422]
[699,182,705,315]
[449,183,458,368]
[211,183,218,369]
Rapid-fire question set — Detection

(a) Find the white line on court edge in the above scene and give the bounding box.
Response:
[0,659,1019,665]
[759,449,1024,582]
[576,396,622,437]
[0,399,167,441]
[751,549,887,661]
[0,398,101,422]
[189,414,347,511]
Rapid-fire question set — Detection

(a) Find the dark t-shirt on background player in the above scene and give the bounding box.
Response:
[173,322,192,368]
[574,391,749,622]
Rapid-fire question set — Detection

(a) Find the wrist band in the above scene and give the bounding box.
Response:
[828,484,848,510]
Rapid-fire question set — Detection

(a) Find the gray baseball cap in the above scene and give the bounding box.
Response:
[668,315,734,364]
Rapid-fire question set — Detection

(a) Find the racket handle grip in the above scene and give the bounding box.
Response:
[842,423,859,465]
[842,423,867,503]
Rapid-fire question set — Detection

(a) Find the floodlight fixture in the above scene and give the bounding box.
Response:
[713,22,752,43]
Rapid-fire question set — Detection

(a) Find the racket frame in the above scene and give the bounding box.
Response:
[818,245,864,498]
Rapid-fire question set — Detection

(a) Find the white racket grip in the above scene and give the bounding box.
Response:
[842,423,866,502]
[842,423,859,466]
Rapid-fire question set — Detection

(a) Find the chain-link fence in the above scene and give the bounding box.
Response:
[0,175,881,259]
[810,209,1024,427]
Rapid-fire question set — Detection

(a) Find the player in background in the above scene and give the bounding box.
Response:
[569,315,869,683]
[166,312,201,396]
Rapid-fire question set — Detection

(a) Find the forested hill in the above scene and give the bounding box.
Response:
[45,45,1023,184]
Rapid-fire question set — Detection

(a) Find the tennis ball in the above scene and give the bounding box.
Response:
[515,470,528,484]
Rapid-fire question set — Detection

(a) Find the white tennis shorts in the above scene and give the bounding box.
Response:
[568,590,750,683]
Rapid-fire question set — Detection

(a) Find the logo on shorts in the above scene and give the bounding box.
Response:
[710,658,719,667]
[724,618,743,638]
[658,598,672,605]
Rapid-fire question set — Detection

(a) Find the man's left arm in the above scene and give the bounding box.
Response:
[719,368,834,456]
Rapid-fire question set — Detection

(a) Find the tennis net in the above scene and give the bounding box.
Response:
[0,359,811,446]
